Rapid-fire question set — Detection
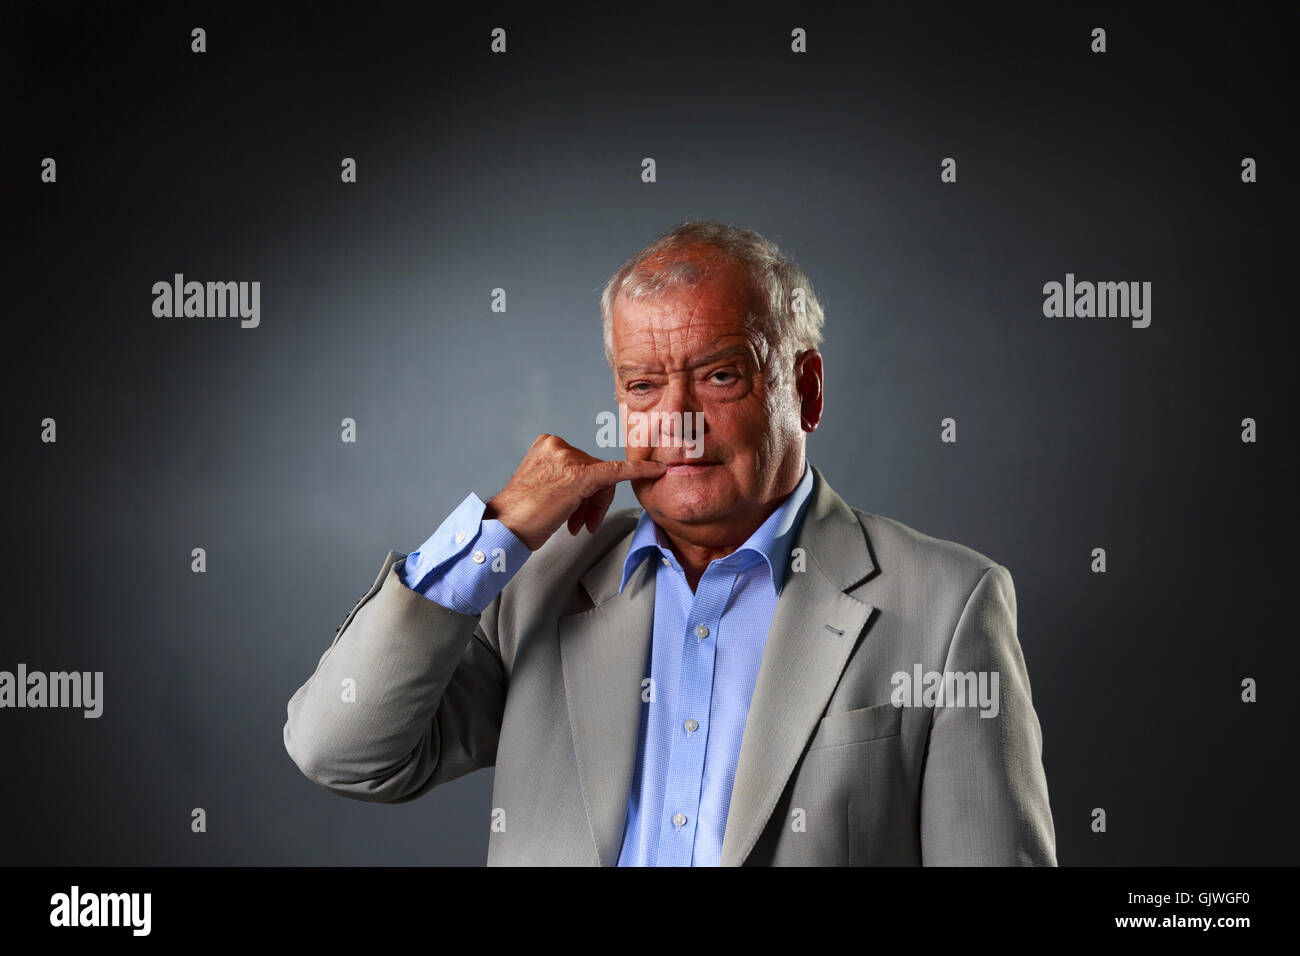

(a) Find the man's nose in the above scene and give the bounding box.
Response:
[658,375,705,447]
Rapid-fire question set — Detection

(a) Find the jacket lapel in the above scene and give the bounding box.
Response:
[558,542,656,866]
[720,467,879,866]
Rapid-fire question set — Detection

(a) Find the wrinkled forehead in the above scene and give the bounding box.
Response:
[611,257,761,362]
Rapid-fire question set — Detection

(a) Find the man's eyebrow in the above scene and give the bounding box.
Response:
[617,346,751,376]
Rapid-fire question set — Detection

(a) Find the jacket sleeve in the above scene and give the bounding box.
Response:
[919,564,1057,865]
[283,549,508,803]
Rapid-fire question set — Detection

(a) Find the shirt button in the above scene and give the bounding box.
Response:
[672,813,687,828]
[454,532,465,543]
[471,550,486,564]
[662,556,670,566]
[695,624,709,639]
[684,719,699,733]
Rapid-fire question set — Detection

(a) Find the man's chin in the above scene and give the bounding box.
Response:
[634,482,732,525]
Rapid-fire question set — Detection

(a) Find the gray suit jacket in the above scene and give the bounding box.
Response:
[284,466,1057,865]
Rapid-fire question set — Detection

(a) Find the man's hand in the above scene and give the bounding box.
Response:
[483,434,667,551]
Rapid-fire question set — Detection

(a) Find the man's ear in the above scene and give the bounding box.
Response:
[795,349,824,432]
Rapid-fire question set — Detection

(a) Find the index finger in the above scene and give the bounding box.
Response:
[582,457,668,491]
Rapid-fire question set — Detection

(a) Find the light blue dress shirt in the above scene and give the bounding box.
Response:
[614,462,814,865]
[398,462,815,866]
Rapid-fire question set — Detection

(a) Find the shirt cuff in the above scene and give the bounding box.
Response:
[401,492,530,614]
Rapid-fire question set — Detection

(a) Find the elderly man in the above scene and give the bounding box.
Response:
[283,221,1057,866]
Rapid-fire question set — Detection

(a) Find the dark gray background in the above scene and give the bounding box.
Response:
[5,0,1294,865]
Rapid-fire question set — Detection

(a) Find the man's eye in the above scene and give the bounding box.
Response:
[709,370,737,384]
[627,382,652,393]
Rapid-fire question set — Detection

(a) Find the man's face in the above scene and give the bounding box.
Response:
[611,253,815,542]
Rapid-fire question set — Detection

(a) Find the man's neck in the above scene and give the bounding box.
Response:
[656,474,804,592]
[660,522,769,593]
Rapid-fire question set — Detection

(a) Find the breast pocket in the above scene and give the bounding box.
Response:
[806,702,902,751]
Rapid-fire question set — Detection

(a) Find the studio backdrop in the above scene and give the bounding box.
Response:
[4,0,1295,865]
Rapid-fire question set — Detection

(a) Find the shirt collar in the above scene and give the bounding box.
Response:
[618,461,815,597]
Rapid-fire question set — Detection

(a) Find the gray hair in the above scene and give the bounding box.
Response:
[599,220,825,372]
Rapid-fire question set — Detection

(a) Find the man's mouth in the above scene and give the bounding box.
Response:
[657,459,719,474]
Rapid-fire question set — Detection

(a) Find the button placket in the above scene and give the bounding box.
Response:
[653,566,736,865]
